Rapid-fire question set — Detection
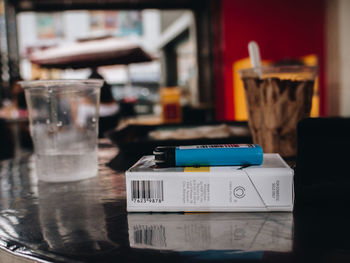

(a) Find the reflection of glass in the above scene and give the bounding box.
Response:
[128,213,293,252]
[38,179,117,255]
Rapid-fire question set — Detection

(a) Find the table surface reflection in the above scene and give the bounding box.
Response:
[0,140,350,263]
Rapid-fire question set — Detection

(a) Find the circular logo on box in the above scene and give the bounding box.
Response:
[233,186,245,198]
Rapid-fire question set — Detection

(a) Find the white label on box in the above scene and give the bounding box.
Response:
[127,173,266,210]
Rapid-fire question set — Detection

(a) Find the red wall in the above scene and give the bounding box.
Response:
[214,0,326,120]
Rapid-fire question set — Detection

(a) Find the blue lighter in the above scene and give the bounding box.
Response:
[153,144,263,167]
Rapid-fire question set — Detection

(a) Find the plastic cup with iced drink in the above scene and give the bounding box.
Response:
[20,79,103,182]
[238,66,318,157]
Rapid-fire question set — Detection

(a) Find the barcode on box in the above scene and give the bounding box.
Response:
[131,180,164,203]
[133,225,167,247]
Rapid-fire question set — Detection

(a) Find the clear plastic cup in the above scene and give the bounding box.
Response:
[238,66,318,157]
[20,79,103,182]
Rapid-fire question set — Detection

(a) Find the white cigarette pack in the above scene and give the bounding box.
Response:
[126,154,294,212]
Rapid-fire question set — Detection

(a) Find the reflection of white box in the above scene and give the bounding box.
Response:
[128,213,293,252]
[126,154,294,212]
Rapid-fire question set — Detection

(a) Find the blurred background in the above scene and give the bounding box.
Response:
[0,0,349,159]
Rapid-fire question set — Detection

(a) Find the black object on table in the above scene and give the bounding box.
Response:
[296,117,350,207]
[106,121,252,171]
[1,140,350,263]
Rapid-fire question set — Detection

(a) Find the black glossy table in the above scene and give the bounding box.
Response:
[1,140,350,263]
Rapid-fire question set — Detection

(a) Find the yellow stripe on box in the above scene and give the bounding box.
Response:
[184,167,210,172]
